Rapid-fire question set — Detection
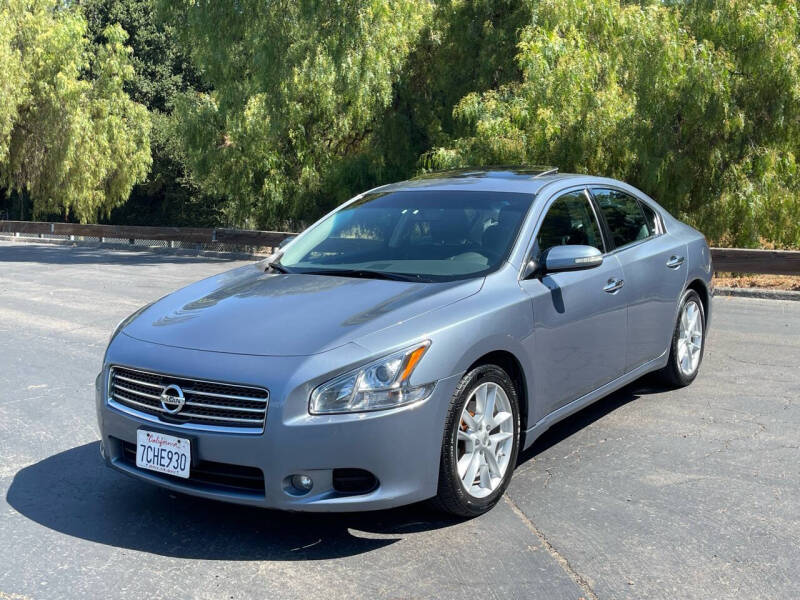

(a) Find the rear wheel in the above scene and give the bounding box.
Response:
[660,289,706,387]
[432,365,520,517]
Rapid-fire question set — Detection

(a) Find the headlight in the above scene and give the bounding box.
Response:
[310,341,434,414]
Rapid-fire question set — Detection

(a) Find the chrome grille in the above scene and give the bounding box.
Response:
[108,366,268,433]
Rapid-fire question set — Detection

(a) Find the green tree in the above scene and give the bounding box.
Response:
[428,0,800,248]
[81,0,203,113]
[80,0,225,227]
[162,0,431,229]
[0,0,151,223]
[360,1,530,187]
[304,1,532,217]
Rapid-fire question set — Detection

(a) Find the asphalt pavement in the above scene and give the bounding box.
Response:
[1,240,798,599]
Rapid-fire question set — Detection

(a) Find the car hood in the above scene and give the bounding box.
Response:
[121,264,483,356]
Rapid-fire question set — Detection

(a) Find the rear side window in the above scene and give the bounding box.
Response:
[592,188,651,248]
[639,201,661,235]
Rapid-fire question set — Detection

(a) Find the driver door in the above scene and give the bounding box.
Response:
[519,188,628,420]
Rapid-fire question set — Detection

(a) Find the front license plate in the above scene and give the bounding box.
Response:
[136,430,191,479]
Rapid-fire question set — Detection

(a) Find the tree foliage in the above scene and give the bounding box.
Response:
[0,0,151,222]
[81,0,224,227]
[82,0,203,112]
[428,0,800,248]
[159,0,800,246]
[4,0,798,247]
[161,0,431,228]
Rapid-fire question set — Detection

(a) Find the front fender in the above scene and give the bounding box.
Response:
[354,268,536,420]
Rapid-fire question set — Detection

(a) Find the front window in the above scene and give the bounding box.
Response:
[535,190,605,257]
[279,190,533,281]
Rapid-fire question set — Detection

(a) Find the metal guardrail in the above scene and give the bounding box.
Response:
[709,248,800,276]
[1,220,799,275]
[0,220,292,250]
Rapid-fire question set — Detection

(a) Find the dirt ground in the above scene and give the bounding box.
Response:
[714,273,800,291]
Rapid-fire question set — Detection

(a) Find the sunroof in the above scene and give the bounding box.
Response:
[414,166,559,180]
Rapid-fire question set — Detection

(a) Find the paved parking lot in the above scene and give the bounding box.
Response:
[1,240,798,599]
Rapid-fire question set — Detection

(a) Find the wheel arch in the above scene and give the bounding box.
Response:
[466,350,530,445]
[685,277,710,325]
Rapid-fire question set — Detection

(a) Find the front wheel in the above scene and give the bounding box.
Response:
[659,289,706,387]
[432,365,520,517]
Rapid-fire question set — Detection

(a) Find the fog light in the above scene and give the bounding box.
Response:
[291,474,313,492]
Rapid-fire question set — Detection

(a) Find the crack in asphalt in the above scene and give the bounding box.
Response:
[543,468,554,489]
[503,493,599,600]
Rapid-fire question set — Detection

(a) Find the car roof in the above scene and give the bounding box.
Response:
[375,168,585,195]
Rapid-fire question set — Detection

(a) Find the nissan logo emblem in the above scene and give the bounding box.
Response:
[160,384,185,414]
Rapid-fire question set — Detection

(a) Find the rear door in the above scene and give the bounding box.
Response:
[519,188,628,419]
[590,187,687,371]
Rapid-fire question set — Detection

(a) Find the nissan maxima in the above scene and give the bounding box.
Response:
[96,168,712,516]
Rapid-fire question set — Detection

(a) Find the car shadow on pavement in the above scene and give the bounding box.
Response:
[517,375,670,465]
[6,377,668,561]
[5,441,457,561]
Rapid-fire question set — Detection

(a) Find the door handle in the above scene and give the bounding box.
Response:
[603,278,624,293]
[666,255,685,269]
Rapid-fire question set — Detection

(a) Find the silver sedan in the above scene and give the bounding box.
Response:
[96,168,712,516]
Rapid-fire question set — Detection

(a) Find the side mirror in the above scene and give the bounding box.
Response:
[278,235,297,249]
[542,245,603,274]
[523,245,603,278]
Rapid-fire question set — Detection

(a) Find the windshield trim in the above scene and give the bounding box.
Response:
[290,268,430,283]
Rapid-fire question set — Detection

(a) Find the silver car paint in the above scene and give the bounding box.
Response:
[121,266,484,356]
[516,184,628,418]
[96,171,712,511]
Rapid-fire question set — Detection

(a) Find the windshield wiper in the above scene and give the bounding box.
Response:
[267,261,290,274]
[299,269,425,282]
[262,251,291,273]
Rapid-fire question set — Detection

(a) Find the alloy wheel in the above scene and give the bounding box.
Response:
[678,300,703,376]
[456,382,515,498]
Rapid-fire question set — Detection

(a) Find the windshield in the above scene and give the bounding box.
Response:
[279,190,533,282]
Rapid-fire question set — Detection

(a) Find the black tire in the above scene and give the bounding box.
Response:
[659,289,706,388]
[431,364,520,517]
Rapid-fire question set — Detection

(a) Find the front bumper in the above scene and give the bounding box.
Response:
[96,337,459,512]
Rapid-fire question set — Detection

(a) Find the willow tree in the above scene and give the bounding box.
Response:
[162,0,431,228]
[79,0,223,228]
[427,0,800,248]
[0,0,151,222]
